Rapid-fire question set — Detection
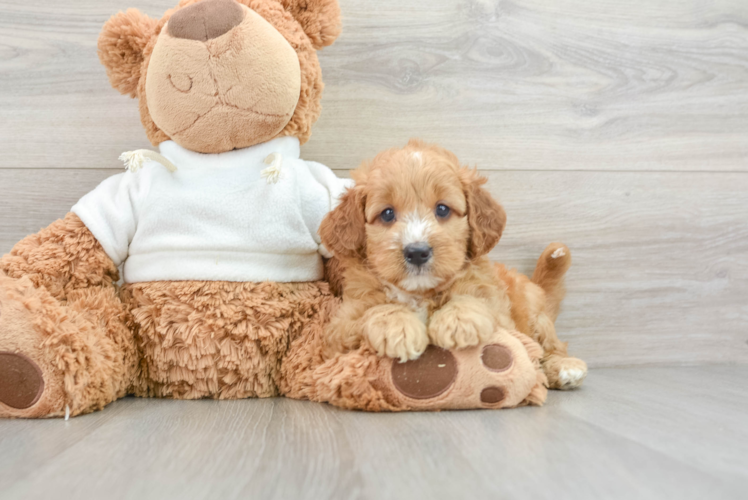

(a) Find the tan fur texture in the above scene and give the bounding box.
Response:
[144,4,302,152]
[532,242,572,322]
[98,0,341,152]
[320,140,587,390]
[320,139,515,362]
[0,214,137,418]
[322,257,346,297]
[0,214,345,415]
[281,298,548,411]
[122,280,333,399]
[1,213,120,298]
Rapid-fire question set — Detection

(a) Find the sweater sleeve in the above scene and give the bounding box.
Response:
[71,168,153,267]
[301,161,354,257]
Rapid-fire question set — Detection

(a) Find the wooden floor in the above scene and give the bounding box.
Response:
[1,1,747,498]
[0,365,745,500]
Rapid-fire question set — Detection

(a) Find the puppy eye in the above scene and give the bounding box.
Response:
[435,204,451,219]
[380,208,396,223]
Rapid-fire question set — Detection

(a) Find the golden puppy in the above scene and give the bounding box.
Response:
[320,139,587,390]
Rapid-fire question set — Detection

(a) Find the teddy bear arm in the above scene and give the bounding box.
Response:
[0,212,119,300]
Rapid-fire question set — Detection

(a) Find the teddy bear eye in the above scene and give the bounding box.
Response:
[168,74,193,93]
[435,204,451,219]
[380,208,396,223]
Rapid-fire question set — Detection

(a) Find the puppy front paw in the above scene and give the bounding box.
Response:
[428,298,495,350]
[363,305,429,362]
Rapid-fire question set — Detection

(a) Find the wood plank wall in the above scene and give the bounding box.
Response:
[1,0,747,366]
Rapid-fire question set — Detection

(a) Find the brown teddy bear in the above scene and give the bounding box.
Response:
[0,0,568,418]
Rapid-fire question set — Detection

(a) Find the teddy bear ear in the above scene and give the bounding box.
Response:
[98,9,159,97]
[278,0,342,49]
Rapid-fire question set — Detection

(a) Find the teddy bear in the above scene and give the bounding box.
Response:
[0,0,565,418]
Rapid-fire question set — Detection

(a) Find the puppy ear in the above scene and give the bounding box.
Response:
[319,186,367,259]
[278,0,342,49]
[98,9,159,97]
[461,168,507,259]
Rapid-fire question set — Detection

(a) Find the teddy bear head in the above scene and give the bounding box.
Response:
[98,0,341,153]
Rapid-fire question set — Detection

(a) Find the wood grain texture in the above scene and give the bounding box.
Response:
[1,0,747,366]
[0,366,746,500]
[0,0,746,171]
[2,168,747,367]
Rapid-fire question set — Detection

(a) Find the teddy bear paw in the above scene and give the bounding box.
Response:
[0,274,66,418]
[0,352,45,413]
[375,329,547,410]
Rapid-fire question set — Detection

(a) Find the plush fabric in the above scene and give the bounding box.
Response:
[121,279,334,400]
[72,137,351,283]
[168,0,245,41]
[283,314,548,411]
[0,0,554,418]
[145,5,303,152]
[0,215,137,418]
[98,0,336,152]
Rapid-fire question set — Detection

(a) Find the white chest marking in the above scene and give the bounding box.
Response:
[385,284,429,324]
[399,273,442,292]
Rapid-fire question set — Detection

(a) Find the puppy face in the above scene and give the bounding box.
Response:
[321,140,507,293]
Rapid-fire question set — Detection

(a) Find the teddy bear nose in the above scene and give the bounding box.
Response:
[168,0,244,42]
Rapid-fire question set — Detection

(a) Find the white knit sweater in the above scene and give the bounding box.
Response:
[72,137,352,283]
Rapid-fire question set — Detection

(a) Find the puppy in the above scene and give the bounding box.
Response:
[320,139,587,390]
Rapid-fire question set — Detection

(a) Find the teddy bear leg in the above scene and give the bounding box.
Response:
[0,214,136,418]
[125,280,335,400]
[286,321,548,411]
[369,329,548,411]
[0,275,136,418]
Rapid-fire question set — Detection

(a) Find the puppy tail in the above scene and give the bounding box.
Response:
[531,243,571,323]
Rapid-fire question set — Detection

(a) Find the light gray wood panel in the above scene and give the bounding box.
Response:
[0,0,747,171]
[556,365,748,481]
[0,169,115,244]
[0,397,136,490]
[2,168,747,367]
[481,170,748,367]
[0,366,746,500]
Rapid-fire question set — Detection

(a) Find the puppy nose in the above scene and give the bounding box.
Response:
[404,243,433,267]
[168,0,244,42]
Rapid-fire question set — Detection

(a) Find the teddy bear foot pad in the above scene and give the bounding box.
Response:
[0,352,45,410]
[389,345,513,406]
[374,329,547,411]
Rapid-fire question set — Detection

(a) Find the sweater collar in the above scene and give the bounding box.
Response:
[158,136,301,170]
